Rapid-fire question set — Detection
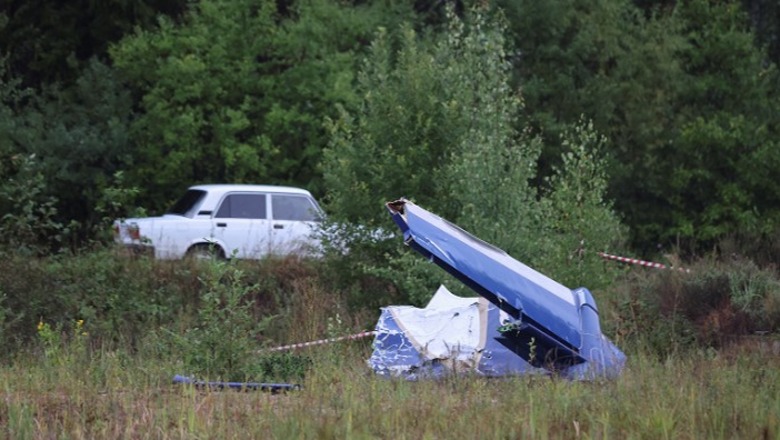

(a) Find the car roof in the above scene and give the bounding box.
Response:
[188,184,313,195]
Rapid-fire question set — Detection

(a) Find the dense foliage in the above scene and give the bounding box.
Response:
[0,0,188,87]
[109,0,416,208]
[1,5,778,437]
[1,0,779,366]
[322,7,624,302]
[2,0,779,256]
[500,0,780,251]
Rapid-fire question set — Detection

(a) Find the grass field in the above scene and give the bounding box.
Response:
[2,338,778,439]
[1,250,778,438]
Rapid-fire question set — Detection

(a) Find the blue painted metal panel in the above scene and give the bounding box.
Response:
[385,199,626,377]
[172,375,301,392]
[387,200,581,357]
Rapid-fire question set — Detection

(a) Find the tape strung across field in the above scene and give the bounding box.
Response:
[262,252,687,353]
[262,330,377,353]
[598,251,691,273]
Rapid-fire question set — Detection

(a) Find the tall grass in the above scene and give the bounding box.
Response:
[1,342,778,439]
[1,248,779,438]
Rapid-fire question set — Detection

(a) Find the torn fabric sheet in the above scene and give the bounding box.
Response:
[369,285,547,380]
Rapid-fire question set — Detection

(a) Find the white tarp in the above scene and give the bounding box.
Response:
[368,285,544,379]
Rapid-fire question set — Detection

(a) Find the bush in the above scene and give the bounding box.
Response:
[0,249,196,353]
[170,259,277,380]
[0,155,71,256]
[322,6,626,305]
[608,254,780,356]
[0,246,349,381]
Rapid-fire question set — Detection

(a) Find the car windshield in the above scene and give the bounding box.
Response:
[167,189,206,217]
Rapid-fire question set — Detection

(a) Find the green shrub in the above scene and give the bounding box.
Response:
[0,155,72,256]
[608,254,780,356]
[167,258,317,382]
[609,270,698,356]
[727,258,780,332]
[0,249,199,353]
[0,290,21,354]
[322,6,626,305]
[170,259,268,380]
[249,351,311,383]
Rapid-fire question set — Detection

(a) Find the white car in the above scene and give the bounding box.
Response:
[113,184,325,259]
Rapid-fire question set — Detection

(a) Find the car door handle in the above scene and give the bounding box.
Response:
[217,222,227,227]
[273,224,284,229]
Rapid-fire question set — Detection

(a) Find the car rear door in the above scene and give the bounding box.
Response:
[269,193,323,256]
[211,192,271,258]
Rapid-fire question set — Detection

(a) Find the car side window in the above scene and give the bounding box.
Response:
[271,195,320,221]
[215,194,267,219]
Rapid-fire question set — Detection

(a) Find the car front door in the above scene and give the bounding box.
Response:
[211,192,271,258]
[269,193,323,256]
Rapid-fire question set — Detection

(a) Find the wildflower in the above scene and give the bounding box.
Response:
[37,320,44,331]
[76,320,87,336]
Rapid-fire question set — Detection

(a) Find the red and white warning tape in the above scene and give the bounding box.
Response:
[263,253,688,354]
[598,252,690,273]
[263,330,377,353]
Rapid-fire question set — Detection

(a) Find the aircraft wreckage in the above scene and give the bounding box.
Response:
[369,199,625,380]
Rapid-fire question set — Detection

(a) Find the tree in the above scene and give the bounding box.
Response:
[499,0,687,249]
[500,0,780,254]
[323,6,625,303]
[537,120,627,288]
[0,58,137,245]
[0,0,188,88]
[658,0,780,247]
[110,0,413,211]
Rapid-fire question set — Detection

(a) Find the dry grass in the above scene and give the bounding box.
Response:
[2,251,779,438]
[1,342,778,439]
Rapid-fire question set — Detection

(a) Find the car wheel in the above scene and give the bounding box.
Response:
[186,243,225,262]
